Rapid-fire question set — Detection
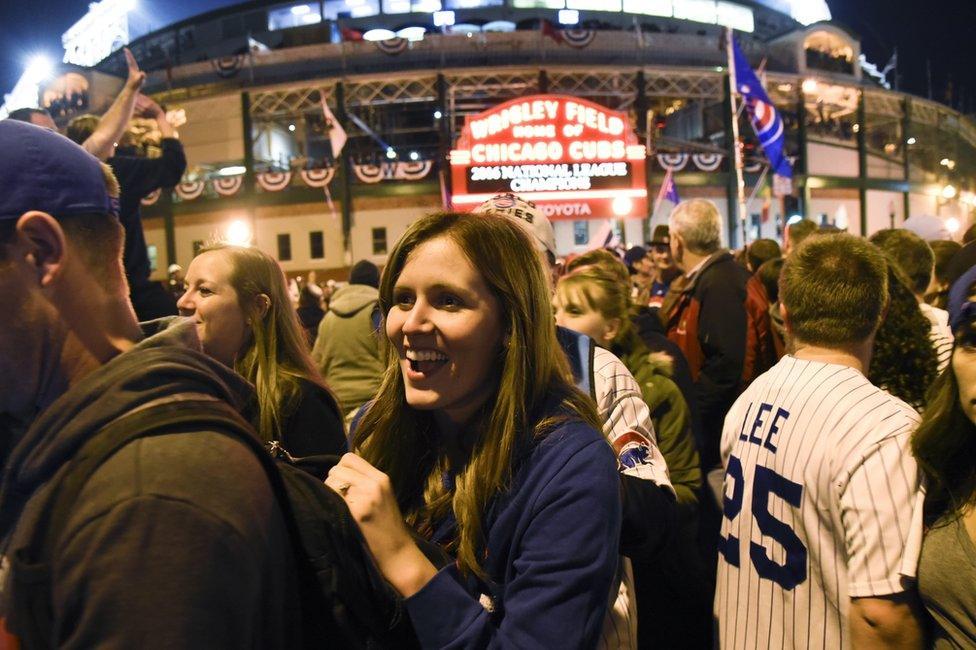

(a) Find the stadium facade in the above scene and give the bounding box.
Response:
[14,0,976,279]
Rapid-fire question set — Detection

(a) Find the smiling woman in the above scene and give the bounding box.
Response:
[178,243,346,461]
[325,211,621,648]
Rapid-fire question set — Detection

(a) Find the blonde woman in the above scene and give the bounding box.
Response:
[178,243,345,461]
[325,212,621,647]
[554,260,710,648]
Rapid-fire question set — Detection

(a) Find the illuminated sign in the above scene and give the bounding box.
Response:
[451,95,647,219]
[62,0,134,67]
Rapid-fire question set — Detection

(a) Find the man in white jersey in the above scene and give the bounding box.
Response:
[715,234,925,649]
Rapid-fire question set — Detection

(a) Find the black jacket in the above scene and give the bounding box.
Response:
[109,138,187,288]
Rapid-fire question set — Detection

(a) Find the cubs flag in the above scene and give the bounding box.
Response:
[731,37,793,193]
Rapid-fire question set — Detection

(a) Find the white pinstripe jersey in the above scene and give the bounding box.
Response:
[715,356,924,650]
[920,303,953,373]
[592,346,673,650]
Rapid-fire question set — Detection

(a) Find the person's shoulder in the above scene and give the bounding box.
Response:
[530,414,613,470]
[77,428,280,540]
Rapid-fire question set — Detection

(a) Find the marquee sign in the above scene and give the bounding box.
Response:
[450,95,647,220]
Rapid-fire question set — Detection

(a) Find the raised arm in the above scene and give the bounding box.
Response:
[81,49,145,161]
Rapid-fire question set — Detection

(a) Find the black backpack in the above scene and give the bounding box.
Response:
[7,397,419,649]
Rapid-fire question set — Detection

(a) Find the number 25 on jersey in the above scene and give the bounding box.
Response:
[719,456,808,590]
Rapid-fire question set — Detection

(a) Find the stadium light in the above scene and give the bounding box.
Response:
[433,10,455,27]
[612,196,633,216]
[386,147,397,159]
[801,78,818,94]
[25,55,53,83]
[434,110,442,119]
[409,151,420,161]
[558,9,579,26]
[942,184,958,200]
[225,219,253,246]
[907,137,917,145]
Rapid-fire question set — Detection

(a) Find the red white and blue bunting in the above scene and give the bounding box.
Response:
[141,188,161,206]
[211,54,245,79]
[148,162,433,204]
[692,153,723,172]
[213,175,244,197]
[175,180,206,201]
[300,167,336,188]
[656,153,689,172]
[563,29,596,49]
[353,161,433,184]
[256,171,293,192]
[374,38,408,56]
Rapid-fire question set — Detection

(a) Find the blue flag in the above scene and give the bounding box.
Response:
[732,37,792,180]
[664,172,680,204]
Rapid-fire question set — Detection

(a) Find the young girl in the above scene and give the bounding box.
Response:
[178,243,345,459]
[325,212,621,647]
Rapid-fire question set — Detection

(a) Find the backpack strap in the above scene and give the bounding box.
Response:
[10,395,319,648]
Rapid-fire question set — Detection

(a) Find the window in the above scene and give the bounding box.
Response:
[445,0,503,8]
[512,0,563,8]
[323,0,380,19]
[277,233,292,261]
[567,0,619,9]
[147,244,158,272]
[624,0,672,16]
[192,240,204,256]
[310,231,325,259]
[673,0,717,24]
[716,2,754,32]
[383,0,441,13]
[573,221,589,246]
[268,4,322,31]
[372,227,388,255]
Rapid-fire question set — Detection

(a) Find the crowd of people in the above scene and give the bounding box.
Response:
[3,55,976,649]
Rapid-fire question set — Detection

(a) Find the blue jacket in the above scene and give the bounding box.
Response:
[402,418,621,649]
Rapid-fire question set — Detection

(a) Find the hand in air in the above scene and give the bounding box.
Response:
[123,48,146,91]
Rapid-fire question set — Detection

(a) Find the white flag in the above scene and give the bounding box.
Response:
[321,93,347,160]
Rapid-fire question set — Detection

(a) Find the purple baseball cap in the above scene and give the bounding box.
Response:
[0,119,117,221]
[948,264,976,333]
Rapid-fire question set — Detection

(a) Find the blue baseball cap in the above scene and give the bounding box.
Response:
[0,119,118,221]
[948,264,976,333]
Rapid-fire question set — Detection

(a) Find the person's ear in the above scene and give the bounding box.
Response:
[603,317,622,345]
[253,293,271,319]
[780,302,792,335]
[16,211,67,289]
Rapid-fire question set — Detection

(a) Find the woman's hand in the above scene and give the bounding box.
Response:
[326,453,438,597]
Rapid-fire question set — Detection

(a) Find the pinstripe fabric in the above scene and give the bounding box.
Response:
[715,356,924,650]
[920,303,954,373]
[593,347,673,650]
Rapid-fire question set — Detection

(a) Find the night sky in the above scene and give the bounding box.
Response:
[0,0,973,112]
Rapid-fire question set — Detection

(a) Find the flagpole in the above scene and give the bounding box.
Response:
[725,27,749,246]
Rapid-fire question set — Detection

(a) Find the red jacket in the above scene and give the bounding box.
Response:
[742,273,779,385]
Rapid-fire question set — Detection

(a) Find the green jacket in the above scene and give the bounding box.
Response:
[616,342,701,506]
[312,283,384,417]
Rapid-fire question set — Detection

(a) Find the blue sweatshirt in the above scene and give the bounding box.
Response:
[403,418,621,649]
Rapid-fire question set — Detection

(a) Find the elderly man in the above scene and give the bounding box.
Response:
[662,199,750,491]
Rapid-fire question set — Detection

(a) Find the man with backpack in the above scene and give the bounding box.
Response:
[0,119,304,647]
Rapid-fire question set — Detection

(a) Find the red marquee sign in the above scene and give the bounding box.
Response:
[450,95,647,220]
